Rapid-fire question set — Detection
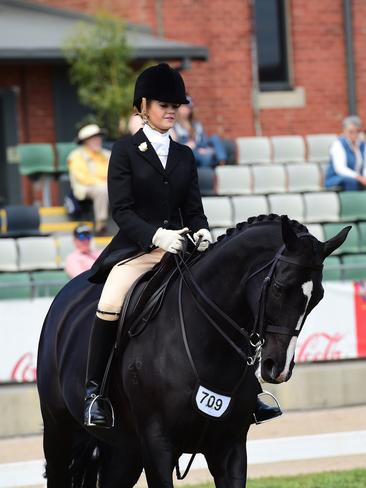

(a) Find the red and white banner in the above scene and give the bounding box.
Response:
[1,283,366,383]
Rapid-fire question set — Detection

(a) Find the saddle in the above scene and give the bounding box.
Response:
[115,253,177,346]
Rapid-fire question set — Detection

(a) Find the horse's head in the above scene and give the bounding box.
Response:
[258,217,350,384]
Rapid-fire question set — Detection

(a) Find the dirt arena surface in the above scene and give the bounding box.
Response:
[1,405,365,487]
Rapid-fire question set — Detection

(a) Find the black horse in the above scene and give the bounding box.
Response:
[37,215,349,488]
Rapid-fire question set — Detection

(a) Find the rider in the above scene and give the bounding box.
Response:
[84,63,282,428]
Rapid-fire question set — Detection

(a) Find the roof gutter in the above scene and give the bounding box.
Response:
[343,0,357,115]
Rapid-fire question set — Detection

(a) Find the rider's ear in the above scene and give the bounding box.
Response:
[281,215,299,252]
[322,226,351,258]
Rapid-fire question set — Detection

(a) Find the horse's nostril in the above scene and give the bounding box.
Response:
[262,358,277,381]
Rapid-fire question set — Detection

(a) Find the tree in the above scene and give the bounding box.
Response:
[63,14,138,139]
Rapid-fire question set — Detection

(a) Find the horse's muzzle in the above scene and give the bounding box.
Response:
[260,358,293,384]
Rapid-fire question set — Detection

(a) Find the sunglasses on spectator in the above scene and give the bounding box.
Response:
[76,233,92,241]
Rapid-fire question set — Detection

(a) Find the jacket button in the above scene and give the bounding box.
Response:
[164,180,168,185]
[163,220,169,226]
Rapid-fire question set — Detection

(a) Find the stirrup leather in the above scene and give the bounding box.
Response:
[86,394,115,428]
[253,390,282,425]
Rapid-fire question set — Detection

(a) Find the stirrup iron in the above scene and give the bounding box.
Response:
[86,394,115,428]
[253,390,282,425]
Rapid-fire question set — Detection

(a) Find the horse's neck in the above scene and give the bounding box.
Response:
[191,226,281,321]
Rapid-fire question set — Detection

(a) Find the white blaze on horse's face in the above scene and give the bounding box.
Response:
[276,280,313,383]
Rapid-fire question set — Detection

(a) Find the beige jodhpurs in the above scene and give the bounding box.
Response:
[85,184,109,225]
[97,248,166,321]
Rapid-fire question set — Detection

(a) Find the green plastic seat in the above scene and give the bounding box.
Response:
[323,256,342,281]
[31,270,69,297]
[0,272,32,299]
[55,143,78,172]
[357,223,366,252]
[342,254,366,281]
[339,192,366,221]
[17,144,55,176]
[323,222,359,254]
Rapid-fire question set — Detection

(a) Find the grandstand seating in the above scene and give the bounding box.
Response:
[3,134,366,292]
[216,166,251,195]
[252,165,287,193]
[303,192,340,222]
[236,137,271,164]
[197,167,217,196]
[202,197,232,227]
[268,194,304,222]
[232,195,268,223]
[323,256,342,281]
[271,135,306,163]
[17,144,55,176]
[0,272,32,299]
[3,205,41,238]
[17,236,58,271]
[0,238,18,272]
[55,142,77,172]
[342,254,366,281]
[31,270,69,297]
[339,192,366,221]
[306,134,337,163]
[287,163,322,192]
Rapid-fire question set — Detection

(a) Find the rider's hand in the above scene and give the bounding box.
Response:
[193,228,213,252]
[357,175,366,186]
[152,227,189,254]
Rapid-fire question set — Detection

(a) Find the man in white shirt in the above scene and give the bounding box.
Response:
[325,115,366,191]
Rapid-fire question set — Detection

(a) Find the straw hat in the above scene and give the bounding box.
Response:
[77,124,106,144]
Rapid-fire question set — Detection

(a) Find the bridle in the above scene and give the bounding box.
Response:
[175,234,323,367]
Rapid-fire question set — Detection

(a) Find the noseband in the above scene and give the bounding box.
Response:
[245,243,323,349]
[175,234,323,366]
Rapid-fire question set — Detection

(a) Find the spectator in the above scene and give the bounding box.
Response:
[65,224,101,279]
[325,115,366,191]
[173,96,228,167]
[68,124,110,234]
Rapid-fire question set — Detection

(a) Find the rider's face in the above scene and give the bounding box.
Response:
[146,100,180,132]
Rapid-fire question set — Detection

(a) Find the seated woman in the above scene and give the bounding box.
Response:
[173,96,228,167]
[325,115,366,191]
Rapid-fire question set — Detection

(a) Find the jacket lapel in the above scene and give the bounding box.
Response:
[132,128,165,176]
[165,138,181,175]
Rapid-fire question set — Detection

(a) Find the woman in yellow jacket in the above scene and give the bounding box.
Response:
[68,124,110,234]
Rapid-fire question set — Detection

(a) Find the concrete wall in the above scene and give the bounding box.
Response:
[1,359,366,437]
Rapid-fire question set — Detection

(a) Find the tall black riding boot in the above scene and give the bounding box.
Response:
[253,398,282,424]
[84,316,118,428]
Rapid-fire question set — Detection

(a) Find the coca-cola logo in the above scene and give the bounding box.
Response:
[10,353,37,382]
[296,332,343,362]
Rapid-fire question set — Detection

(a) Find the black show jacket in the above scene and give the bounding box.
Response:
[89,128,209,283]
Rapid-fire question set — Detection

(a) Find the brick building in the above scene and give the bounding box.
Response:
[0,0,364,204]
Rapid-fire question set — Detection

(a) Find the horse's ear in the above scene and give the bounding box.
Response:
[322,226,351,258]
[281,215,299,251]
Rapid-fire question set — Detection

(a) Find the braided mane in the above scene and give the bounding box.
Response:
[213,213,309,247]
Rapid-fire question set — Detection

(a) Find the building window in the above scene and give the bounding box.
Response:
[254,0,291,91]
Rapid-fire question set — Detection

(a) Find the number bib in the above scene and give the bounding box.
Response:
[195,385,231,418]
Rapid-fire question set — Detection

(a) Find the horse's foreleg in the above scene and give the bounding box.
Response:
[98,436,143,488]
[41,404,76,488]
[139,423,176,488]
[205,438,247,488]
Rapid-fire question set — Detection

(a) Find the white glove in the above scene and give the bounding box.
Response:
[193,228,213,252]
[152,227,189,254]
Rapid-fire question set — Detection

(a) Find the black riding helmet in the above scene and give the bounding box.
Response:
[133,63,189,111]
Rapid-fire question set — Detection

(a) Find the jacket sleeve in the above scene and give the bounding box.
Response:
[180,149,209,232]
[108,140,158,251]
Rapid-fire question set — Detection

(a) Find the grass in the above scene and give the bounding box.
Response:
[185,469,366,488]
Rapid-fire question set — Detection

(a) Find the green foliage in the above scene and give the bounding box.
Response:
[63,14,137,138]
[187,469,366,488]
